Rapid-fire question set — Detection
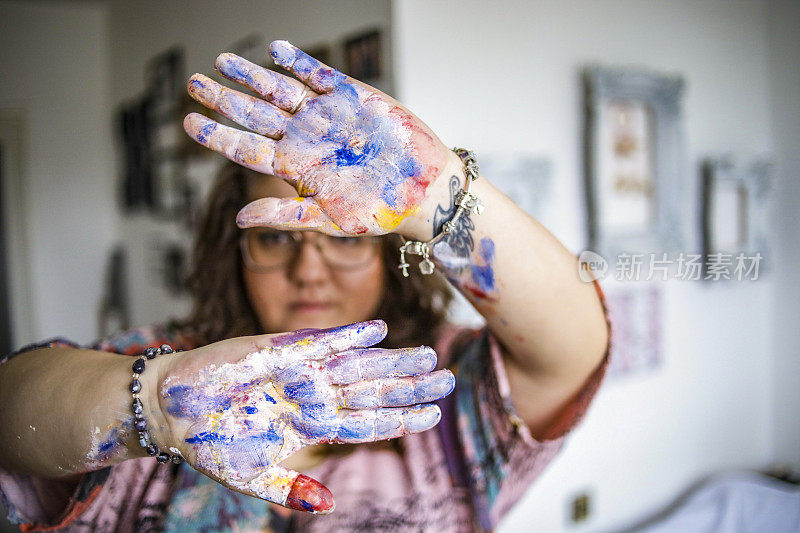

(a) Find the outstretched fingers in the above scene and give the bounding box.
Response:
[238,465,335,513]
[336,369,455,409]
[215,52,311,113]
[273,348,451,407]
[269,40,348,94]
[183,113,276,174]
[335,404,442,443]
[187,74,288,138]
[269,320,388,361]
[236,196,347,236]
[325,346,438,384]
[290,403,443,444]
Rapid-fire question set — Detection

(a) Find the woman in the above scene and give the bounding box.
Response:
[0,41,609,531]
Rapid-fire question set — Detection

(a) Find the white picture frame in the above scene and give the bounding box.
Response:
[584,65,686,260]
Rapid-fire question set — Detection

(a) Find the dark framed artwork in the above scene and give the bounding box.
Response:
[147,47,184,125]
[146,47,190,217]
[344,30,381,81]
[118,98,154,210]
[584,65,686,260]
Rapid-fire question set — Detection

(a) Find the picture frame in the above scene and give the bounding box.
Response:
[701,157,772,277]
[604,284,663,380]
[344,30,381,81]
[145,47,190,218]
[146,47,184,125]
[584,65,686,260]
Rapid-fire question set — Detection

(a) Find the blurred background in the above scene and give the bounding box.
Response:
[0,0,798,531]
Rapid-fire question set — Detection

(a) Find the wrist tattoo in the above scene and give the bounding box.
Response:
[432,175,475,259]
[431,175,498,300]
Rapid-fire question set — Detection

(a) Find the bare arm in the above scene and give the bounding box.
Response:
[0,346,150,478]
[418,153,609,437]
[0,322,454,512]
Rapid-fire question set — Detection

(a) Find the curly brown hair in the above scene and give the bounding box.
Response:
[181,162,453,349]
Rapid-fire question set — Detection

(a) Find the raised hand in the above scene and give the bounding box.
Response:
[183,40,451,236]
[150,321,454,513]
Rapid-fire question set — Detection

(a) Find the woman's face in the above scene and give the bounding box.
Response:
[242,176,386,333]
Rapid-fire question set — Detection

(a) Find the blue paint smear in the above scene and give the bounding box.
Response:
[226,379,262,396]
[226,95,248,118]
[185,431,232,444]
[294,84,422,209]
[298,421,332,441]
[95,427,123,461]
[292,404,338,440]
[165,385,196,417]
[217,56,252,85]
[186,426,283,447]
[188,78,206,92]
[257,424,283,445]
[97,441,115,454]
[470,265,495,292]
[300,402,333,420]
[296,498,314,512]
[283,380,317,402]
[396,154,422,180]
[383,386,414,406]
[470,238,496,293]
[315,67,346,88]
[196,122,217,145]
[165,385,232,418]
[330,137,379,167]
[336,420,370,441]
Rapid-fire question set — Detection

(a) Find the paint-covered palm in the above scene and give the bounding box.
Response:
[183,40,450,236]
[152,321,453,513]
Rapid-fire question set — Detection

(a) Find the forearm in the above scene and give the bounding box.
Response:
[417,152,608,379]
[0,347,152,478]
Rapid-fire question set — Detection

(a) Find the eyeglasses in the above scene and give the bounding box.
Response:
[240,229,382,271]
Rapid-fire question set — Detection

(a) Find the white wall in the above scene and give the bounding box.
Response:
[0,1,116,345]
[393,1,785,531]
[766,0,800,469]
[103,0,394,327]
[1,1,795,530]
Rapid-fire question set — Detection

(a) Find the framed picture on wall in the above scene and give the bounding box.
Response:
[701,157,772,278]
[146,47,184,124]
[344,30,381,81]
[584,65,686,260]
[145,47,190,218]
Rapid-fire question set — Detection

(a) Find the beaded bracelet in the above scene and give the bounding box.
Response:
[130,344,182,464]
[398,147,485,277]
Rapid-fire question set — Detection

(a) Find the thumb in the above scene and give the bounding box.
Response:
[237,196,347,236]
[243,465,335,514]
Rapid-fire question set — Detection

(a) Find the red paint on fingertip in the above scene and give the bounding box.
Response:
[286,474,335,513]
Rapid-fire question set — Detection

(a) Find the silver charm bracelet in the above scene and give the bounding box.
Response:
[398,147,484,277]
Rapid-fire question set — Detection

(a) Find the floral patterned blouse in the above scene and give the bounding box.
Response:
[0,313,609,532]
